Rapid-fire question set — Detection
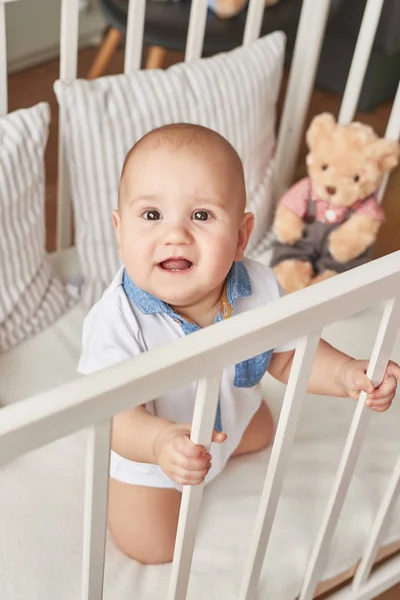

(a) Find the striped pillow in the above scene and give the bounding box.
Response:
[0,103,70,353]
[55,32,285,307]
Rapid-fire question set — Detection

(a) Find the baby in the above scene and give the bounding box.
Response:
[78,123,400,565]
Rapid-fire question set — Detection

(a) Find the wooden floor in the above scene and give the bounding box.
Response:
[6,45,400,600]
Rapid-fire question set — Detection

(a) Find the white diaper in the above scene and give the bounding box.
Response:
[110,450,183,491]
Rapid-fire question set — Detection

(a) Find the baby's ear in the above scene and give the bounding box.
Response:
[367,138,400,173]
[306,113,336,149]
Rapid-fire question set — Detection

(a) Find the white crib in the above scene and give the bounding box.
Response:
[0,1,400,599]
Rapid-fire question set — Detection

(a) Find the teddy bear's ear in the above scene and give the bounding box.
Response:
[367,138,400,173]
[306,113,336,149]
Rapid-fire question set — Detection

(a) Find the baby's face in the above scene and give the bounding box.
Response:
[113,144,253,309]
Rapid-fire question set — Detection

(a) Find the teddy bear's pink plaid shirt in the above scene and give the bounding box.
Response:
[280,177,385,224]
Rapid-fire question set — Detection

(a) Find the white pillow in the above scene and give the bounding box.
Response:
[55,32,285,307]
[0,103,71,354]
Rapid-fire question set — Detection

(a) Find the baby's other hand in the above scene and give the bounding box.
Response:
[341,359,400,412]
[154,423,226,486]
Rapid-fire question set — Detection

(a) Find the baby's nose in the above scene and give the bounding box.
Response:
[326,186,336,196]
[163,223,192,244]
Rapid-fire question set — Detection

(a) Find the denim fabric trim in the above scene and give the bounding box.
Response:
[122,260,251,321]
[234,349,273,388]
[122,262,272,429]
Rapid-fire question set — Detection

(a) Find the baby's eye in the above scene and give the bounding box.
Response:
[353,174,360,182]
[322,164,329,171]
[192,210,213,221]
[142,209,162,220]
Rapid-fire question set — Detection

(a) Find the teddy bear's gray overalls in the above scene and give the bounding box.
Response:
[270,194,371,275]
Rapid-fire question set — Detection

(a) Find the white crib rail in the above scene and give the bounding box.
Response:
[0,0,20,116]
[124,0,145,73]
[239,332,321,600]
[274,0,331,197]
[243,0,266,45]
[82,420,112,600]
[168,374,222,600]
[185,0,208,62]
[1,252,400,599]
[0,1,7,116]
[378,80,400,202]
[352,451,400,593]
[57,0,79,251]
[298,296,400,600]
[338,0,384,125]
[1,251,400,468]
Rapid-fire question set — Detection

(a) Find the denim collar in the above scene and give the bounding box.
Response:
[122,261,252,323]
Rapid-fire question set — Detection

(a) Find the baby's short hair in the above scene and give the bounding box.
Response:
[118,123,244,208]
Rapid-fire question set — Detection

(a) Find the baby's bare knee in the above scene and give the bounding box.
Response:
[113,530,175,565]
[107,478,181,565]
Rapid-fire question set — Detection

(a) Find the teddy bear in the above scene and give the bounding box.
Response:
[270,112,400,294]
[208,0,280,20]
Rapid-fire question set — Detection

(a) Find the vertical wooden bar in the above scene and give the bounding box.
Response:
[168,373,222,600]
[124,0,146,74]
[299,297,400,600]
[0,1,7,116]
[378,81,400,203]
[184,0,208,62]
[243,0,265,45]
[274,0,331,198]
[338,0,384,125]
[81,420,112,600]
[57,0,79,251]
[239,332,321,600]
[352,452,400,592]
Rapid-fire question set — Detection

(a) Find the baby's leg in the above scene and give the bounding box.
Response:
[108,479,181,564]
[232,401,274,457]
[108,402,273,563]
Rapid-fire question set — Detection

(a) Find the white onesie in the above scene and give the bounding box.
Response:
[78,258,296,490]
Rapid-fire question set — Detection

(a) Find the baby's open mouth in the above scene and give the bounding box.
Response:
[158,258,193,271]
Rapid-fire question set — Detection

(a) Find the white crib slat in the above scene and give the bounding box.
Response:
[168,373,222,600]
[352,451,400,593]
[124,0,145,73]
[299,297,400,600]
[378,80,400,203]
[239,332,321,600]
[338,0,384,125]
[243,0,265,45]
[184,0,208,62]
[274,0,331,198]
[57,0,79,250]
[0,0,17,116]
[81,420,112,600]
[0,1,7,116]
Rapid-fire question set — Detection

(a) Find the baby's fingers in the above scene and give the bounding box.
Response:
[211,430,227,444]
[365,397,393,412]
[174,435,206,459]
[172,465,209,486]
[367,375,397,400]
[173,451,211,473]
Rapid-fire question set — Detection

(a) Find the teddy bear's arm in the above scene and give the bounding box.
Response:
[328,214,382,263]
[273,203,305,245]
[273,178,310,244]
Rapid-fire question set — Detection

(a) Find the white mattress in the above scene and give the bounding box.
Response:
[0,249,399,600]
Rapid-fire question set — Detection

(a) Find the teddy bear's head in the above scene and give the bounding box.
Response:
[305,113,399,207]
